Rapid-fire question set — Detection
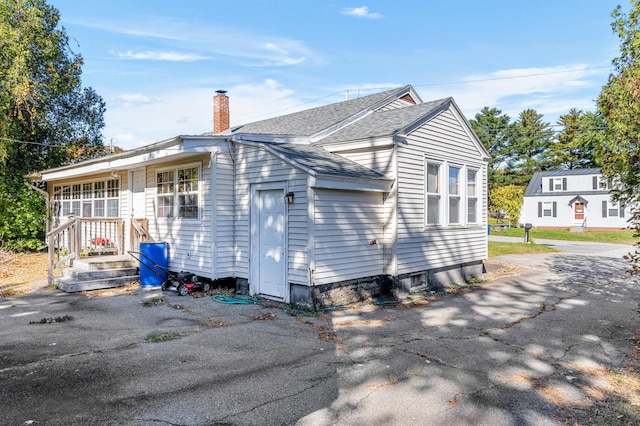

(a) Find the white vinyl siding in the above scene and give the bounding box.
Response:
[211,152,235,278]
[234,143,309,285]
[396,108,488,275]
[148,156,212,278]
[312,189,384,285]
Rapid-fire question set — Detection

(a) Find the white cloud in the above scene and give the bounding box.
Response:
[102,79,308,149]
[420,64,606,122]
[341,6,383,19]
[110,93,158,108]
[118,50,209,62]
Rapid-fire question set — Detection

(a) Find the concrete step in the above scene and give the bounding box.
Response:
[58,275,139,293]
[570,226,585,233]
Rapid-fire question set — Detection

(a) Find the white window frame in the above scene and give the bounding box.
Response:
[466,168,479,224]
[425,159,443,226]
[53,179,120,219]
[542,201,553,217]
[155,163,201,220]
[448,164,463,225]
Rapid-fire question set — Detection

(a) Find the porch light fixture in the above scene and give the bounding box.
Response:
[285,192,295,204]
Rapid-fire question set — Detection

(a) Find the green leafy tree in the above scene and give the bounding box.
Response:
[597,0,640,275]
[469,107,513,191]
[489,185,525,227]
[0,0,105,249]
[548,109,603,170]
[507,109,554,186]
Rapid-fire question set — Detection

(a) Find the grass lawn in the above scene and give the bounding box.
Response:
[487,221,636,257]
[488,221,636,245]
[488,241,558,257]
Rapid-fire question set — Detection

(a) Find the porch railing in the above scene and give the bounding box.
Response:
[46,218,124,285]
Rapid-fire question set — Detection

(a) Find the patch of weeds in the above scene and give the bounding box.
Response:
[145,331,181,343]
[447,283,461,294]
[467,276,483,284]
[205,318,233,328]
[30,315,73,325]
[141,296,165,307]
[0,287,15,297]
[49,280,59,290]
[253,312,278,321]
[539,302,547,312]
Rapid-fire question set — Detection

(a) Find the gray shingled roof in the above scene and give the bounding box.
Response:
[524,168,603,197]
[262,143,392,182]
[318,98,450,144]
[230,86,412,137]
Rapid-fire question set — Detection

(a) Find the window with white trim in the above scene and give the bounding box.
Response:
[425,161,442,225]
[53,179,120,218]
[467,169,478,223]
[543,202,553,217]
[448,166,461,224]
[156,165,200,219]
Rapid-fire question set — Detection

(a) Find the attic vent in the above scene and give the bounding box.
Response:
[400,94,417,105]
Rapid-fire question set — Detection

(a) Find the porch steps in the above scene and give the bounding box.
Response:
[57,256,139,293]
[570,221,585,233]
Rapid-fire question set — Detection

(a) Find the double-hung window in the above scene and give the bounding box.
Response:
[425,161,442,225]
[448,166,461,225]
[156,165,200,219]
[467,169,478,224]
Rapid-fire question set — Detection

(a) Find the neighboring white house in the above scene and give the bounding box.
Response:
[31,85,490,307]
[521,168,630,231]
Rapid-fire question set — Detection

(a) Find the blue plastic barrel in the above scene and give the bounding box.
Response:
[487,224,492,235]
[139,242,169,287]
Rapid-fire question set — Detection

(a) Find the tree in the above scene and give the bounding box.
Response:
[469,107,513,191]
[489,185,525,227]
[597,0,640,276]
[507,109,554,186]
[548,109,603,170]
[0,0,105,249]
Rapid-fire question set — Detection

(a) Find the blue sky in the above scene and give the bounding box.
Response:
[51,0,624,150]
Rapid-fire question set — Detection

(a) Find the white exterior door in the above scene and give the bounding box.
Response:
[130,169,146,218]
[255,188,287,300]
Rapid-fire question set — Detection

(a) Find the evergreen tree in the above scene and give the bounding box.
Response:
[469,107,513,191]
[506,109,554,186]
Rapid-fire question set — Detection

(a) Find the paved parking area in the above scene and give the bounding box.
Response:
[1,239,638,425]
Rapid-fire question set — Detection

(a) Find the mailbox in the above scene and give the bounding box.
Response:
[524,223,532,243]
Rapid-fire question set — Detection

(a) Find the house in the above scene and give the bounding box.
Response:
[31,85,490,307]
[520,168,630,231]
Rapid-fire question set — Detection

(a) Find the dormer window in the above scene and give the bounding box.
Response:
[548,177,567,191]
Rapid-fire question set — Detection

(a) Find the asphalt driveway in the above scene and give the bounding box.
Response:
[1,239,638,425]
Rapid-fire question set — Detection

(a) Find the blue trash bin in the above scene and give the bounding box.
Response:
[139,242,169,287]
[487,224,492,235]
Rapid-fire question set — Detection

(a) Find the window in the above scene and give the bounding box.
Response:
[53,179,119,218]
[467,169,478,223]
[538,201,557,217]
[549,177,567,191]
[156,166,200,219]
[602,200,624,218]
[448,166,461,224]
[425,162,441,225]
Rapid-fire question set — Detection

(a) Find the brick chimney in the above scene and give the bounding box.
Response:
[213,90,230,134]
